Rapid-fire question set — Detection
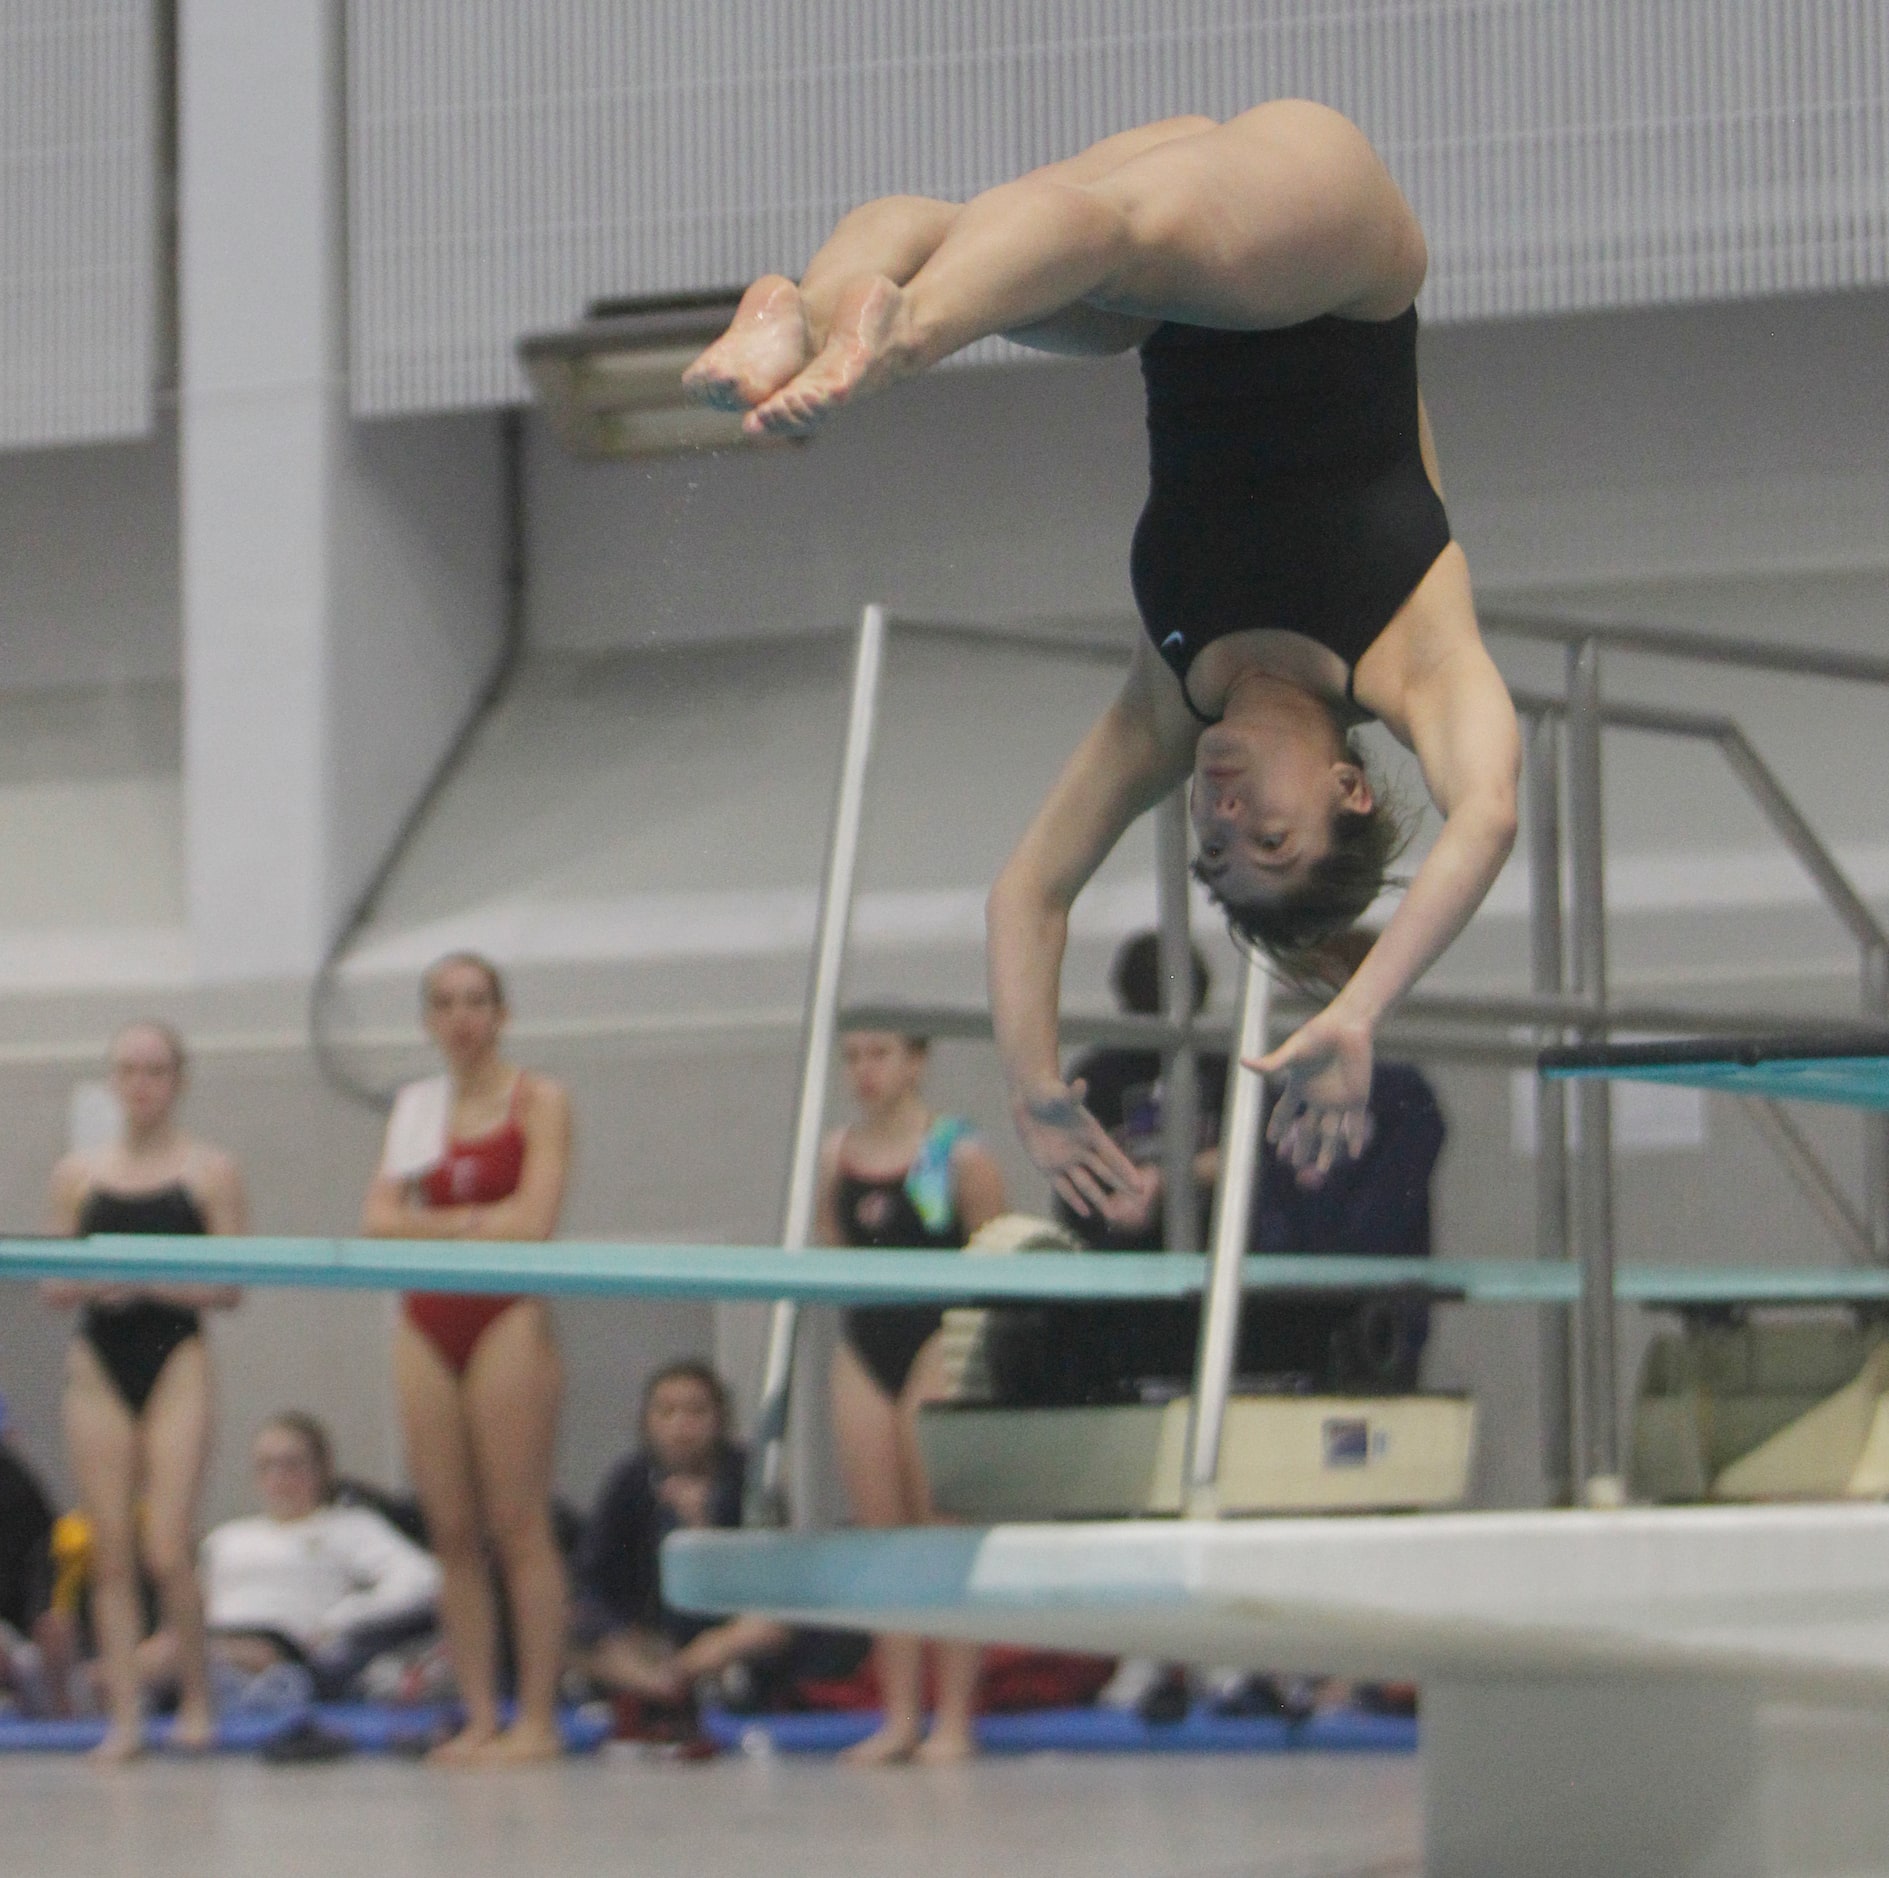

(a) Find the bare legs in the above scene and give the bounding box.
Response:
[682,119,1208,437]
[395,1303,568,1765]
[830,1334,980,1766]
[683,177,1112,437]
[577,1616,789,1704]
[687,104,1425,438]
[63,1336,216,1762]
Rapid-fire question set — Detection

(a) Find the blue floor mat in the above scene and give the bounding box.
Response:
[700,1702,1417,1756]
[0,1701,1412,1758]
[0,1703,612,1756]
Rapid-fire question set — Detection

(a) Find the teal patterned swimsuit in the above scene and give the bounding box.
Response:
[837,1116,973,1397]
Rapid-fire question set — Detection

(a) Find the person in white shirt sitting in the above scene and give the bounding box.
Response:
[140,1412,441,1706]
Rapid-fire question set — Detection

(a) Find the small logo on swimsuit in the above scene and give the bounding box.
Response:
[1161,632,1185,655]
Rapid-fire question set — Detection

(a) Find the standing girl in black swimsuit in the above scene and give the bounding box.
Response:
[41,1022,246,1760]
[687,102,1521,1222]
[814,1031,1006,1763]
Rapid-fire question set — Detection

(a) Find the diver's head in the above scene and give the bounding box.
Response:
[1189,687,1405,973]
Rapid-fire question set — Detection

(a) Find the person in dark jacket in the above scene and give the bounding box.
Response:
[0,1401,54,1644]
[1025,929,1443,1401]
[571,1361,786,1702]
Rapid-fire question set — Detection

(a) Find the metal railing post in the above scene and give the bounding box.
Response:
[1566,640,1624,1506]
[1156,790,1201,1252]
[1525,713,1576,1507]
[747,604,889,1525]
[1183,953,1271,1517]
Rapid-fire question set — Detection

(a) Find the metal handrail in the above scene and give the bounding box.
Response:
[1483,608,1889,688]
[1182,954,1270,1516]
[872,604,1889,690]
[747,606,887,1526]
[838,994,1883,1053]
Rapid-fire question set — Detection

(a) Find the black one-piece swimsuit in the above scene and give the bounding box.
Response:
[1130,306,1453,716]
[837,1170,965,1399]
[76,1183,210,1415]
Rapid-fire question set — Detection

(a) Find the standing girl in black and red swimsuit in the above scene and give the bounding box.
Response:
[43,1021,247,1761]
[360,953,574,1764]
[815,1031,1007,1763]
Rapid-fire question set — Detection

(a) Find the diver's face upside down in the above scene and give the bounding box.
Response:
[1188,715,1373,912]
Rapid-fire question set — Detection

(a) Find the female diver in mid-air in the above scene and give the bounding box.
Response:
[687,102,1520,1222]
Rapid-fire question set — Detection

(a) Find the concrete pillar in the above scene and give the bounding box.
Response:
[178,0,506,984]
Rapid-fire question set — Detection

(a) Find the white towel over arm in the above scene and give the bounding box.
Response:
[381,1075,450,1183]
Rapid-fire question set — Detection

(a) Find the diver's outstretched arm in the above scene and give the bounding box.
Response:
[1255,552,1519,1176]
[986,646,1197,1219]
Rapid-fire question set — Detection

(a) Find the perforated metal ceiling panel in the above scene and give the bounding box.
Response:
[346,1,1889,416]
[0,0,159,447]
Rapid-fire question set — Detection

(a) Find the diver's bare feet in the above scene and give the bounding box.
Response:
[425,1721,499,1766]
[914,1726,978,1765]
[746,275,914,438]
[477,1722,564,1765]
[840,1720,923,1766]
[682,275,813,412]
[169,1700,216,1754]
[89,1722,144,1765]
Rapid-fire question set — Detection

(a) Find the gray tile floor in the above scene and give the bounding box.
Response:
[0,1748,1421,1878]
[6,1708,1889,1878]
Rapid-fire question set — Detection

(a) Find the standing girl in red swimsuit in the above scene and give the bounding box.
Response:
[360,954,574,1764]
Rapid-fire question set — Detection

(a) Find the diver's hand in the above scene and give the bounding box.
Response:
[1248,1010,1374,1181]
[1012,1078,1154,1222]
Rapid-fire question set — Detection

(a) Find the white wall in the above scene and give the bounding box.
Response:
[326,411,509,924]
[1426,289,1889,592]
[0,427,178,690]
[527,357,1148,649]
[530,288,1889,659]
[180,0,510,980]
[515,286,1889,1003]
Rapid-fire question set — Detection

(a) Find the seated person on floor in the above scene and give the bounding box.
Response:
[1037,929,1444,1400]
[141,1411,441,1706]
[0,1392,71,1717]
[571,1360,787,1707]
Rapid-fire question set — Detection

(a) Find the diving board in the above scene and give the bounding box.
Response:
[1544,1030,1889,1109]
[13,1236,1889,1312]
[668,1507,1889,1878]
[0,1236,1214,1303]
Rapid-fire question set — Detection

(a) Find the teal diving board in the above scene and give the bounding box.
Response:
[2,1234,1887,1314]
[0,1236,1211,1303]
[1542,1031,1889,1110]
[0,1235,1543,1303]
